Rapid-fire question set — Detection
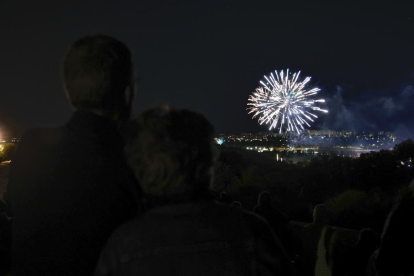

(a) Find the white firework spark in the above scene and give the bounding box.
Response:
[247,69,328,134]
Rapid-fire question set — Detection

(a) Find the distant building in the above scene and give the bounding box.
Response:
[10,138,21,143]
[0,138,21,144]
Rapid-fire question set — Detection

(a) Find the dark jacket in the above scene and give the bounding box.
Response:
[95,200,293,276]
[375,192,414,276]
[7,110,142,275]
[301,223,335,276]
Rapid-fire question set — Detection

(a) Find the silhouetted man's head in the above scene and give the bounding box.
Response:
[313,204,329,224]
[63,35,134,121]
[125,108,218,203]
[258,191,272,206]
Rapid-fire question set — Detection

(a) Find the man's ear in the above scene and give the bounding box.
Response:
[125,86,132,105]
[63,85,70,99]
[64,87,76,110]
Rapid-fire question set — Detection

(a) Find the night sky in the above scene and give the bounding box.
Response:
[1,0,413,138]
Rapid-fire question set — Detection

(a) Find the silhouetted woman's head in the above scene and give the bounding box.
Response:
[125,108,218,203]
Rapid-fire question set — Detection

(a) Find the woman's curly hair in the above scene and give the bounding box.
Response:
[124,108,218,202]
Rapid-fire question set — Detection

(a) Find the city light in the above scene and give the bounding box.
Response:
[215,130,401,161]
[215,138,224,145]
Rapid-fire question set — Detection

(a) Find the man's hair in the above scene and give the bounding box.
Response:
[124,108,218,202]
[258,191,272,206]
[63,35,132,112]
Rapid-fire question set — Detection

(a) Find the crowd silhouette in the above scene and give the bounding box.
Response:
[0,35,413,276]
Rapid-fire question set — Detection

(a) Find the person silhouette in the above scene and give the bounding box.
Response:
[0,199,11,275]
[253,192,290,232]
[95,108,293,276]
[301,204,336,276]
[6,35,143,276]
[253,192,291,252]
[371,182,414,276]
[335,228,379,276]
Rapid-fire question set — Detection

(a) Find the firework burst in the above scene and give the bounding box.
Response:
[247,69,328,134]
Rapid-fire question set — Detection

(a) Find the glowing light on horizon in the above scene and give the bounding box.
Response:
[247,69,328,134]
[215,138,224,145]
